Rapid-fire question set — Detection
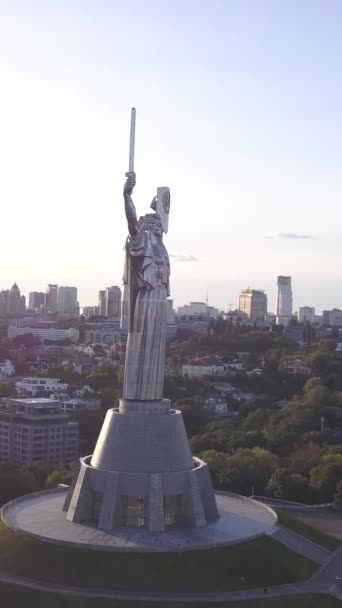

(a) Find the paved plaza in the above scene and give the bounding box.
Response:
[2,489,276,552]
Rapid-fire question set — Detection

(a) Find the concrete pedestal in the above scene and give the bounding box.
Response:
[64,400,218,531]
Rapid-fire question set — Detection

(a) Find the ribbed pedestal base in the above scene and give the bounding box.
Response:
[64,401,218,531]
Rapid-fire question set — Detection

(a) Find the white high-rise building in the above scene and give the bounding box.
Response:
[276,276,293,326]
[57,286,79,316]
[298,306,315,324]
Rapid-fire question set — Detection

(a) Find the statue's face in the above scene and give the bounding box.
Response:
[141,214,163,237]
[150,221,163,237]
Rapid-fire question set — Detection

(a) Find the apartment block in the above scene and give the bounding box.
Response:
[0,398,78,465]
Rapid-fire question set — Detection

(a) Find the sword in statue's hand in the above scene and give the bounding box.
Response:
[125,107,136,180]
[123,108,138,231]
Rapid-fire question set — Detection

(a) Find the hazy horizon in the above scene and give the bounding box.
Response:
[1,1,342,313]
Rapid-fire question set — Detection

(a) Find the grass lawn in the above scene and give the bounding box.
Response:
[0,522,317,592]
[277,511,341,551]
[0,585,340,608]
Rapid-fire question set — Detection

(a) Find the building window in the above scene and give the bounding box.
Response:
[92,492,103,521]
[120,496,144,527]
[163,495,182,526]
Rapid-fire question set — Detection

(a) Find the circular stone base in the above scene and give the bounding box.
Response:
[2,489,276,552]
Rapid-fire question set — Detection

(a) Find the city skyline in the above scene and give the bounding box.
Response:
[0,277,339,317]
[2,1,342,311]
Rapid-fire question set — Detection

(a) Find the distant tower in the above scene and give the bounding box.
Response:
[57,286,79,316]
[98,290,107,317]
[105,286,122,318]
[276,276,293,326]
[239,288,267,322]
[166,299,175,324]
[9,283,26,314]
[298,306,315,324]
[29,292,45,311]
[45,284,58,314]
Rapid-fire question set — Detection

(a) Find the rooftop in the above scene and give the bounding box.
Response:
[7,398,61,406]
[185,356,225,366]
[19,377,66,382]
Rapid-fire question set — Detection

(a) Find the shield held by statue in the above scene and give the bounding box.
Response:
[150,187,171,234]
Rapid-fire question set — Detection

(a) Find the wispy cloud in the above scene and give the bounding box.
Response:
[265,233,314,240]
[170,254,198,262]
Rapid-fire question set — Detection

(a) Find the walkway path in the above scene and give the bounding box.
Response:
[0,572,317,604]
[309,545,342,598]
[270,526,331,565]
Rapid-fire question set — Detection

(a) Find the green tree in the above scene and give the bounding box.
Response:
[243,408,271,432]
[0,465,40,503]
[191,425,232,453]
[227,447,278,495]
[266,468,311,503]
[305,351,333,375]
[70,409,106,455]
[303,322,315,345]
[201,450,227,487]
[98,386,120,408]
[304,385,335,408]
[301,430,327,445]
[265,401,325,454]
[226,430,266,452]
[309,454,342,502]
[285,474,311,503]
[0,382,15,398]
[86,371,117,391]
[40,365,85,386]
[23,464,52,487]
[303,378,323,394]
[289,444,323,476]
[45,464,77,489]
[317,339,337,352]
[266,467,288,499]
[174,400,207,437]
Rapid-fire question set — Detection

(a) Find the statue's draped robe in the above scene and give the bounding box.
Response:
[121,227,170,401]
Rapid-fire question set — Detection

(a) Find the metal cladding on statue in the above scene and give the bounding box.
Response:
[121,220,170,400]
[156,187,171,233]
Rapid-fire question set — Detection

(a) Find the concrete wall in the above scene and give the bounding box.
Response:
[65,404,218,532]
[66,455,218,530]
[91,407,194,473]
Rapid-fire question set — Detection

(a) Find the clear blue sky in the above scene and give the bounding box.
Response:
[1,0,342,313]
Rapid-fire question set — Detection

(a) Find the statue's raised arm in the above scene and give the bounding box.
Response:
[123,171,139,236]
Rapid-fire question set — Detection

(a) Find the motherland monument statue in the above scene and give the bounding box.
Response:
[121,108,171,402]
[62,108,218,531]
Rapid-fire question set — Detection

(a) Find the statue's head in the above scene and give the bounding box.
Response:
[139,213,163,237]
